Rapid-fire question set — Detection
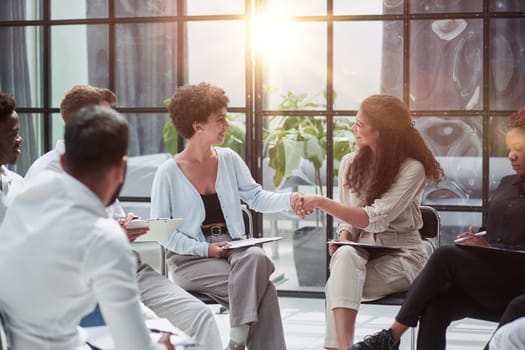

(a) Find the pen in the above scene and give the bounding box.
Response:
[150,328,178,336]
[454,230,487,243]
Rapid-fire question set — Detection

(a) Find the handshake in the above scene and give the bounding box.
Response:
[290,192,316,219]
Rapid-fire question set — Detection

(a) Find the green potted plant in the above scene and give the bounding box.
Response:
[263,90,356,286]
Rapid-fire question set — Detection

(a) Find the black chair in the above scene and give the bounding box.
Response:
[361,205,441,350]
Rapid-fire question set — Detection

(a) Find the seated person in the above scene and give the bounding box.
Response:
[300,94,444,350]
[150,82,303,350]
[24,85,222,349]
[0,106,173,350]
[0,91,24,222]
[350,107,525,350]
[489,294,525,350]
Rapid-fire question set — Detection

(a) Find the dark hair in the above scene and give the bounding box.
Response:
[60,85,116,123]
[346,94,444,205]
[167,82,229,139]
[0,92,16,121]
[64,105,128,176]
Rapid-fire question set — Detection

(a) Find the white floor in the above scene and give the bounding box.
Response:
[210,297,497,350]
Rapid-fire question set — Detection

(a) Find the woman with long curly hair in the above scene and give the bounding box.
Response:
[301,94,444,350]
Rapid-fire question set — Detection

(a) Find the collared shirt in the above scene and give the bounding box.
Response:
[0,171,163,350]
[150,147,292,257]
[0,165,25,223]
[336,152,426,239]
[485,174,525,250]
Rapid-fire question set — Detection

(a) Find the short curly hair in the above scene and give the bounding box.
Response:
[167,82,229,139]
[0,92,16,122]
[60,85,116,123]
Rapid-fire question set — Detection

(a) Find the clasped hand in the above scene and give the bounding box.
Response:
[290,192,318,219]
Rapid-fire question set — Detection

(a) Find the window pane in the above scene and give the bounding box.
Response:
[490,0,525,11]
[0,26,43,108]
[489,115,514,197]
[263,0,325,16]
[123,113,169,157]
[51,0,107,19]
[115,23,177,108]
[0,0,41,20]
[15,113,44,176]
[334,0,403,15]
[51,113,65,148]
[411,0,482,13]
[489,18,525,110]
[222,113,246,160]
[416,116,483,206]
[262,114,328,291]
[410,19,483,110]
[187,21,245,107]
[51,25,109,107]
[439,211,481,245]
[333,116,356,185]
[185,0,244,15]
[115,0,176,17]
[334,21,402,110]
[260,22,326,110]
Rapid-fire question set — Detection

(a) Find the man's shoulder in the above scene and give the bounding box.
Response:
[25,149,61,181]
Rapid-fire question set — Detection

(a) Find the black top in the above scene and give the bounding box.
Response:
[201,193,226,226]
[486,174,525,250]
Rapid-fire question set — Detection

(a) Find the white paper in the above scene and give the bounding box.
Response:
[133,218,184,242]
[83,318,195,349]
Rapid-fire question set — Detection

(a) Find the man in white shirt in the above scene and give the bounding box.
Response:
[25,85,222,349]
[0,92,24,223]
[0,105,173,349]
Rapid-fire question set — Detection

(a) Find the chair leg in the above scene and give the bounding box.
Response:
[410,326,416,350]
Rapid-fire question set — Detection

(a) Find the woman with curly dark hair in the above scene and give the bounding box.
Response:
[151,82,303,350]
[301,94,444,350]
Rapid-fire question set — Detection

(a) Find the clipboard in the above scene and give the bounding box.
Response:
[327,240,401,253]
[222,237,283,250]
[132,218,184,242]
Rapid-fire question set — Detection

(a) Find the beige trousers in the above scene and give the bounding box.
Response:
[168,242,286,350]
[323,245,426,348]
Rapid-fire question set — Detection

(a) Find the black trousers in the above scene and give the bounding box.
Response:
[395,245,525,350]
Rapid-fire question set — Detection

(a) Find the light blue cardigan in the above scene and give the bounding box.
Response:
[150,147,293,257]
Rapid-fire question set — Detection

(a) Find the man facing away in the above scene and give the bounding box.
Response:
[0,105,173,349]
[24,85,222,349]
[0,91,24,223]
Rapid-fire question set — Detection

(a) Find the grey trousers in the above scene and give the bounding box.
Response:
[135,258,222,350]
[168,246,287,350]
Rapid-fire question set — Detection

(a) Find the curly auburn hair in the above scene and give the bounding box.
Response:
[346,94,444,205]
[60,85,116,123]
[167,82,229,139]
[508,107,525,130]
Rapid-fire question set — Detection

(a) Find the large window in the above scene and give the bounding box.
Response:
[1,0,524,294]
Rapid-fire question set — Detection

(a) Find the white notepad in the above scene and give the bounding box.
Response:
[83,318,194,349]
[130,218,184,242]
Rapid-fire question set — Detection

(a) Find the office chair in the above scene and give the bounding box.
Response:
[361,205,441,350]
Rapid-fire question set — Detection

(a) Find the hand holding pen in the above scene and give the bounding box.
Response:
[454,226,490,247]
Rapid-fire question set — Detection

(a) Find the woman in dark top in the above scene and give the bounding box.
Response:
[350,107,525,350]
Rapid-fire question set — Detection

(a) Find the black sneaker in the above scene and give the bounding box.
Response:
[349,329,399,350]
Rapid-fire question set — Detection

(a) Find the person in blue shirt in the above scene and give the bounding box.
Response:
[150,82,303,350]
